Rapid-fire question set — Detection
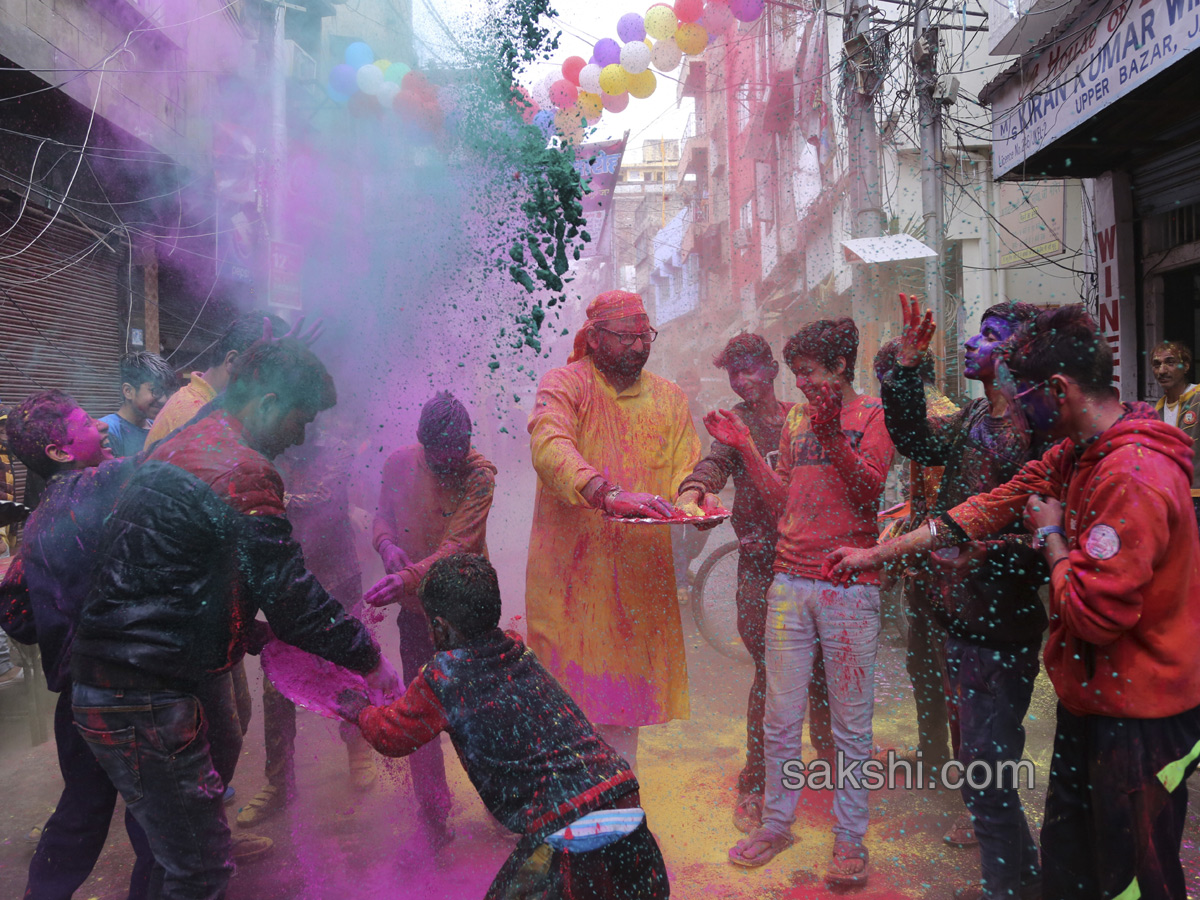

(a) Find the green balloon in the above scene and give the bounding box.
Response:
[383,62,411,83]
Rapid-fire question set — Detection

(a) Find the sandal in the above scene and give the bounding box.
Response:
[732,792,763,834]
[727,827,794,868]
[825,840,869,887]
[944,813,978,848]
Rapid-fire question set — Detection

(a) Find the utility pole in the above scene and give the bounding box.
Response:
[843,0,885,328]
[913,0,945,366]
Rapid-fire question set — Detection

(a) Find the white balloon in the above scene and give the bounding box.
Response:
[356,63,385,95]
[619,40,651,74]
[532,72,556,108]
[376,81,401,109]
[579,63,604,95]
[650,38,683,72]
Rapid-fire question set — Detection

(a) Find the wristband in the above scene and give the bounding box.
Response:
[1033,525,1066,550]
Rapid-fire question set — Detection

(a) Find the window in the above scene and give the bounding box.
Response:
[741,200,753,229]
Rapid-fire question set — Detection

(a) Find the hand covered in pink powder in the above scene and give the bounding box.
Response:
[334,688,371,723]
[364,570,418,607]
[380,542,412,575]
[363,659,403,703]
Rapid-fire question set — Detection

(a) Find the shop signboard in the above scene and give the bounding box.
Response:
[990,0,1200,176]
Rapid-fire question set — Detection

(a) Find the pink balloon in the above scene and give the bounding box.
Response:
[675,0,705,23]
[601,91,629,112]
[549,79,579,109]
[729,0,765,21]
[703,0,736,32]
[562,56,587,85]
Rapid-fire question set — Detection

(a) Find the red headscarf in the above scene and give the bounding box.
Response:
[567,290,648,363]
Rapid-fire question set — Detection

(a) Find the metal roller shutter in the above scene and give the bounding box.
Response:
[1131,132,1200,219]
[0,195,124,502]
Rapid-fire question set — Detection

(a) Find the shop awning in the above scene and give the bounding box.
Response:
[841,234,937,264]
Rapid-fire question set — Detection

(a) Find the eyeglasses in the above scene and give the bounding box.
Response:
[1013,379,1049,402]
[596,326,658,346]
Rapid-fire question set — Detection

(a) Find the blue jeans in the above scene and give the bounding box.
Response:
[26,689,155,900]
[761,573,880,844]
[945,637,1041,898]
[72,675,243,900]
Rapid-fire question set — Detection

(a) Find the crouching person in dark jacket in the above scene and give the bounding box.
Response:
[70,339,393,900]
[342,553,670,899]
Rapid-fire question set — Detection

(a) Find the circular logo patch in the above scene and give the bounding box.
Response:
[1084,524,1121,561]
[1183,410,1197,427]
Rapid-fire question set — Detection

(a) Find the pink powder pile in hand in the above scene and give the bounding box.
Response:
[260,639,400,720]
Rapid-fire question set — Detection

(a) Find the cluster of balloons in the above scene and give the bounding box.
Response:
[326,42,443,127]
[526,0,766,142]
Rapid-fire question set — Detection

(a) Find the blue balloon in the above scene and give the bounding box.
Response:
[344,42,374,69]
[326,85,351,105]
[534,109,555,138]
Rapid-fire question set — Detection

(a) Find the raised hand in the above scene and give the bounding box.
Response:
[897,293,937,368]
[802,381,842,427]
[704,409,752,449]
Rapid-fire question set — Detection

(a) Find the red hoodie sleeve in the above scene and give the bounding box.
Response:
[947,440,1069,538]
[1050,472,1169,647]
[357,669,449,757]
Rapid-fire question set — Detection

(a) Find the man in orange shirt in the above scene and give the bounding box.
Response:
[364,391,497,847]
[146,311,287,446]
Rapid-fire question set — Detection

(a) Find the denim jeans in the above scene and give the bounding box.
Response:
[735,546,833,796]
[761,573,880,844]
[26,688,155,900]
[944,637,1041,898]
[72,674,243,900]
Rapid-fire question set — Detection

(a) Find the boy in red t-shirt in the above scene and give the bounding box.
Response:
[708,318,893,887]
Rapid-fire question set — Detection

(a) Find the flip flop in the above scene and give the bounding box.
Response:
[944,813,978,848]
[825,841,869,887]
[727,827,794,868]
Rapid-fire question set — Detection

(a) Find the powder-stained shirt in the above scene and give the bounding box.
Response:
[883,364,1046,646]
[371,445,496,593]
[100,414,150,458]
[145,372,217,447]
[525,357,701,727]
[773,394,894,584]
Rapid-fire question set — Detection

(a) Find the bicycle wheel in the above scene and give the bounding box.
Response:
[690,540,752,663]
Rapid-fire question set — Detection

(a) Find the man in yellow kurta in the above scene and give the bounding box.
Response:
[526,290,702,770]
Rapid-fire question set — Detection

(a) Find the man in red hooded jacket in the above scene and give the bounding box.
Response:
[828,305,1200,900]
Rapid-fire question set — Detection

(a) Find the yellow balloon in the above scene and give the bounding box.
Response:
[578,91,604,120]
[644,5,679,41]
[674,23,708,55]
[627,68,657,99]
[373,58,391,71]
[598,64,629,96]
[644,38,653,49]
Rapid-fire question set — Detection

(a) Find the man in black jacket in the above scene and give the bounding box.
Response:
[878,296,1046,900]
[71,339,392,900]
